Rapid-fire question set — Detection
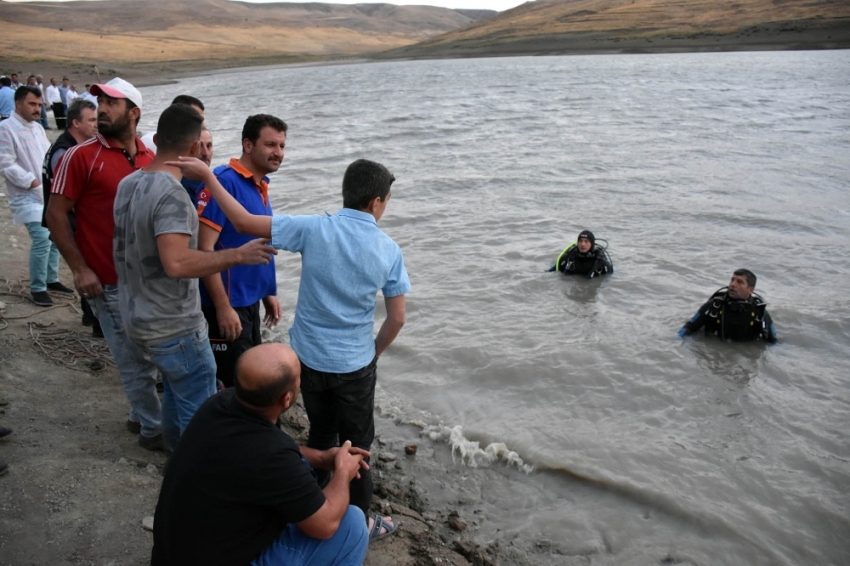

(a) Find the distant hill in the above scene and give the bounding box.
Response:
[0,0,491,65]
[381,0,850,58]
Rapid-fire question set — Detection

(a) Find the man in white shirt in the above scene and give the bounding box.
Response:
[65,83,80,106]
[45,77,66,130]
[0,86,73,306]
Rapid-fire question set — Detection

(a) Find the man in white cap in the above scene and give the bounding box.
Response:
[47,78,164,451]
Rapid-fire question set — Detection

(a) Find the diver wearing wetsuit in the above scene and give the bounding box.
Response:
[679,269,777,343]
[549,230,613,278]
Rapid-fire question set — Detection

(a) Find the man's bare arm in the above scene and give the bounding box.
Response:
[296,441,367,540]
[375,294,406,358]
[46,193,103,297]
[157,233,276,280]
[165,157,272,238]
[198,224,243,341]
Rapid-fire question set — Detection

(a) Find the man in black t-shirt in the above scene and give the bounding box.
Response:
[151,343,370,566]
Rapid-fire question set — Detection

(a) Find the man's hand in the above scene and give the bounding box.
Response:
[236,238,277,266]
[163,156,213,182]
[30,178,40,189]
[333,441,369,482]
[74,266,103,299]
[262,295,282,328]
[217,306,242,342]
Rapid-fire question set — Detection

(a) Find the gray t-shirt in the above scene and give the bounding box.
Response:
[114,170,204,346]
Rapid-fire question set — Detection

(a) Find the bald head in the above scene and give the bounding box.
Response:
[235,343,300,410]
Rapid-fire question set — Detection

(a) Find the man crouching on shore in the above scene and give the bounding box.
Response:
[151,343,369,566]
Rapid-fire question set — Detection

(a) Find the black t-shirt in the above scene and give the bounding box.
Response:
[151,390,326,566]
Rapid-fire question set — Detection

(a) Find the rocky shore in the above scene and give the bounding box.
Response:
[0,128,535,565]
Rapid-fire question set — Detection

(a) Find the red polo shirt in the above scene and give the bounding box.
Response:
[51,133,155,285]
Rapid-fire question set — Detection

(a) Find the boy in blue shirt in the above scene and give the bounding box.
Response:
[169,156,407,542]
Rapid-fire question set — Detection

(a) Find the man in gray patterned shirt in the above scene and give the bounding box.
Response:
[113,103,276,452]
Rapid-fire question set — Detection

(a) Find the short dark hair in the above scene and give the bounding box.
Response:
[241,114,287,145]
[10,73,18,78]
[0,77,10,88]
[342,159,395,210]
[155,104,203,153]
[235,360,295,408]
[67,98,96,124]
[733,268,757,288]
[171,94,204,111]
[14,85,42,103]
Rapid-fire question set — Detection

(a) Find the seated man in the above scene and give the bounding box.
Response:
[679,268,777,343]
[152,343,369,566]
[549,229,613,278]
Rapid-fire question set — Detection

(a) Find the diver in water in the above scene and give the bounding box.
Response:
[679,269,777,343]
[548,230,613,278]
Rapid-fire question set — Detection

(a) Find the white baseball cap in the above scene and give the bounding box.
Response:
[89,77,142,110]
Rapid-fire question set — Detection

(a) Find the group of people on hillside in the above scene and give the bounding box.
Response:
[0,72,97,130]
[1,73,777,564]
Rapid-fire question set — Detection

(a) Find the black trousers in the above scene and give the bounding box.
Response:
[300,357,378,518]
[52,102,66,129]
[202,302,261,388]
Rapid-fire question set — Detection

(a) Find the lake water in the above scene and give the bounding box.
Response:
[140,50,850,565]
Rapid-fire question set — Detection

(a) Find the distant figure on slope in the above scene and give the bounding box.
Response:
[548,229,613,278]
[679,268,777,343]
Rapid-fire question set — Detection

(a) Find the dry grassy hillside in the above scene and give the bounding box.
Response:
[0,0,487,65]
[387,0,850,57]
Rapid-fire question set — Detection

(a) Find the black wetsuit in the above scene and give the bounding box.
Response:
[551,244,613,278]
[681,288,777,343]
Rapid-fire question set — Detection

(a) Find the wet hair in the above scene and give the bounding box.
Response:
[67,98,96,125]
[171,94,204,111]
[14,85,42,102]
[733,268,757,288]
[0,77,10,88]
[241,114,287,145]
[342,159,395,210]
[235,359,295,408]
[154,104,203,153]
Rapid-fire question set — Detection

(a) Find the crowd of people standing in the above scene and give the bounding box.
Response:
[1,74,404,565]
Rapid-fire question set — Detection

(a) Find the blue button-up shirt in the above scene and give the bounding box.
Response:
[0,86,14,117]
[271,208,410,373]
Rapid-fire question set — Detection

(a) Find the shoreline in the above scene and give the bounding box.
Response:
[0,127,531,565]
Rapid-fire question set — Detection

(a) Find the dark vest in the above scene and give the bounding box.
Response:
[41,130,78,228]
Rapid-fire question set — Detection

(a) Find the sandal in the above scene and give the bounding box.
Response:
[368,514,398,544]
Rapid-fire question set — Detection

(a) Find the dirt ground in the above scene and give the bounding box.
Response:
[0,127,532,565]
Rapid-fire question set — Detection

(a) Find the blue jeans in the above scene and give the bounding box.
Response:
[39,101,48,128]
[142,327,217,452]
[87,286,161,437]
[252,505,368,566]
[24,222,59,293]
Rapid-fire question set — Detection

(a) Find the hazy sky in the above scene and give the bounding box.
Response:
[4,0,528,12]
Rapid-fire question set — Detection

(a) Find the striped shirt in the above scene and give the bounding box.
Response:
[51,133,154,284]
